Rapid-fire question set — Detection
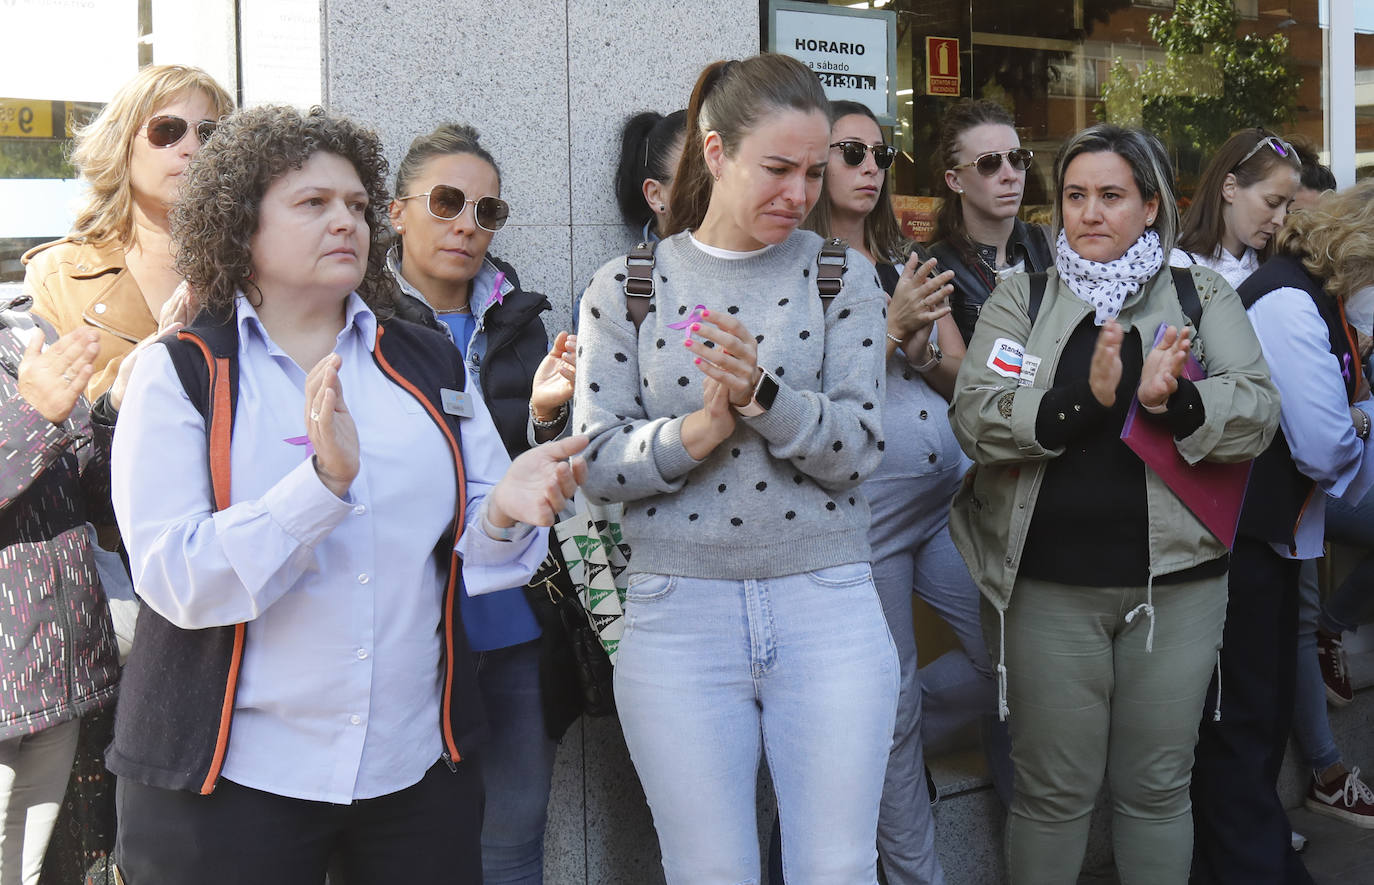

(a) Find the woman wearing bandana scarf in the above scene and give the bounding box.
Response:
[948,125,1279,885]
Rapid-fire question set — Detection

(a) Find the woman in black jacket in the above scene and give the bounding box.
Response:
[928,99,1053,344]
[386,122,575,885]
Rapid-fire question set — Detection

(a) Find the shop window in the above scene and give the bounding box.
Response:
[818,0,1346,242]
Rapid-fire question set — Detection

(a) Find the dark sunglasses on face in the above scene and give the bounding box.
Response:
[831,140,899,170]
[951,148,1034,176]
[397,184,510,232]
[144,115,218,148]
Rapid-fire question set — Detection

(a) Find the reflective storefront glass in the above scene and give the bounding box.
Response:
[811,0,1373,241]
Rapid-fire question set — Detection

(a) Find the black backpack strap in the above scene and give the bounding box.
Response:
[624,241,656,331]
[817,237,848,312]
[1170,265,1203,329]
[1027,271,1048,327]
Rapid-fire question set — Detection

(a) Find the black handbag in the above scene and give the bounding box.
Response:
[523,536,616,739]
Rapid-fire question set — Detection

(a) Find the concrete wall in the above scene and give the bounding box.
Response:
[321,2,759,880]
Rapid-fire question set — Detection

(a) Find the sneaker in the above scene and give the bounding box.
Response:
[1305,766,1374,828]
[1318,630,1354,707]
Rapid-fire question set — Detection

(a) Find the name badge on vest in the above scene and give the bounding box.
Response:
[441,388,474,418]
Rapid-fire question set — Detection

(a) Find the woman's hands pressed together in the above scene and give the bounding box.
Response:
[889,257,954,361]
[306,353,359,499]
[680,309,758,459]
[18,327,100,424]
[1137,325,1192,411]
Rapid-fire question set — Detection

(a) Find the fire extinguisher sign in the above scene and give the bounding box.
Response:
[926,37,961,97]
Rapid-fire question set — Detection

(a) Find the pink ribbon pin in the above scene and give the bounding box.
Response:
[483,271,507,312]
[666,304,709,342]
[284,435,315,458]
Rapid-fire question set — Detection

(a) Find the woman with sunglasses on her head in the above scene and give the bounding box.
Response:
[24,65,233,407]
[107,105,588,884]
[799,98,1008,885]
[385,123,573,885]
[575,55,896,884]
[929,99,1052,345]
[615,110,688,244]
[1170,129,1302,290]
[1189,185,1374,885]
[950,124,1278,884]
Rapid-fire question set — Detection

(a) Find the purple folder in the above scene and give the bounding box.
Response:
[1120,323,1253,549]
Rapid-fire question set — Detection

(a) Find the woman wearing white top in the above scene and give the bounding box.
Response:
[1171,129,1301,289]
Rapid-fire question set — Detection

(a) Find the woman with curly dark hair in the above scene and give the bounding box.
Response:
[106,105,588,884]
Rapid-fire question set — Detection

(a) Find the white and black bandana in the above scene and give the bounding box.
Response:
[1054,229,1164,325]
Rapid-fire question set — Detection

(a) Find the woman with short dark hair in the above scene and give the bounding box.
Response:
[950,123,1278,884]
[108,105,587,884]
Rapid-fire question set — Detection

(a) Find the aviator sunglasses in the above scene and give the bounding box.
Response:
[832,140,899,170]
[396,184,510,232]
[952,148,1034,176]
[143,115,218,148]
[1235,135,1294,170]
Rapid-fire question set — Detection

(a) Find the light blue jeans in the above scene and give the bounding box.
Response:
[614,564,900,885]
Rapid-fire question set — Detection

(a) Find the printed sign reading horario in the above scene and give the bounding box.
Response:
[767,0,898,125]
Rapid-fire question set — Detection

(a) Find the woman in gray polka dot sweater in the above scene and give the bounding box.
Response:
[573,54,897,884]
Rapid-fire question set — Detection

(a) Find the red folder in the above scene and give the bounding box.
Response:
[1120,324,1253,549]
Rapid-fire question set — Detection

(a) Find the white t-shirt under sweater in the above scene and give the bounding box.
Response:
[573,229,889,580]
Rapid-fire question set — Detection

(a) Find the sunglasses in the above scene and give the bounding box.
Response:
[1235,135,1295,170]
[144,115,218,148]
[951,148,1034,176]
[397,184,510,232]
[831,140,899,170]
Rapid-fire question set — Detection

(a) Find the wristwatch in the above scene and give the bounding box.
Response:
[734,369,780,417]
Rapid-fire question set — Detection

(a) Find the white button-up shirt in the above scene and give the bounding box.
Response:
[112,293,546,802]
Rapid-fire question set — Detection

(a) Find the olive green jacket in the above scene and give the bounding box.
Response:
[948,264,1280,614]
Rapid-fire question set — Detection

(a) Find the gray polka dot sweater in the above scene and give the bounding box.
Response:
[574,230,887,580]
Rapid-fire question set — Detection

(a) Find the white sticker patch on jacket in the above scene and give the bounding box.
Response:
[987,338,1025,379]
[1018,355,1042,387]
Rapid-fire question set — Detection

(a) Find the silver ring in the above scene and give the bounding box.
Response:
[310,410,320,422]
[61,373,74,384]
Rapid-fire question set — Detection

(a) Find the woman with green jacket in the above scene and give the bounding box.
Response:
[948,124,1279,885]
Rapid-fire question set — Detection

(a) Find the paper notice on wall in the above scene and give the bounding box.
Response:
[0,0,138,102]
[239,0,321,109]
[771,1,895,124]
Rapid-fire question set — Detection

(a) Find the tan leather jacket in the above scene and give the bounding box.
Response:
[21,237,156,400]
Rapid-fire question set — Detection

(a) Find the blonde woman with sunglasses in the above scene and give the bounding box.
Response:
[385,122,573,885]
[23,64,234,406]
[929,99,1053,345]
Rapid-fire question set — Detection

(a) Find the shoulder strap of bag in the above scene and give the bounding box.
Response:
[624,236,852,332]
[1027,271,1048,328]
[1170,265,1203,328]
[817,237,848,312]
[624,241,656,331]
